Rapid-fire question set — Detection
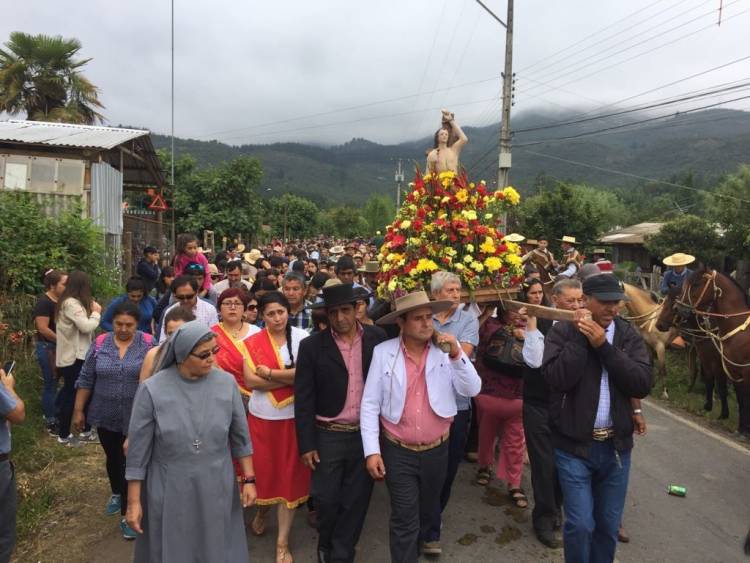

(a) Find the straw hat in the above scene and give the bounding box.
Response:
[504,233,525,243]
[358,261,380,273]
[376,291,453,325]
[592,248,608,255]
[558,235,577,244]
[322,278,343,288]
[207,263,219,275]
[235,243,246,253]
[330,245,345,255]
[526,239,538,246]
[663,253,695,267]
[244,249,263,263]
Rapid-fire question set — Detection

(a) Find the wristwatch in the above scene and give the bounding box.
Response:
[242,476,256,485]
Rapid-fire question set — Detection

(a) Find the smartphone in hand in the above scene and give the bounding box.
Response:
[2,360,15,377]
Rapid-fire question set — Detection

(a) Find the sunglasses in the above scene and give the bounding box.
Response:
[175,293,197,301]
[210,274,221,280]
[191,345,220,360]
[246,304,258,310]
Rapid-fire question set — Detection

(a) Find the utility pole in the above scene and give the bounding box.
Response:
[497,0,514,191]
[395,159,404,208]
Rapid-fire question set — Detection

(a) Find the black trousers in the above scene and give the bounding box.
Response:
[0,461,16,563]
[523,402,562,532]
[313,428,373,563]
[381,438,448,563]
[98,427,127,516]
[56,360,84,440]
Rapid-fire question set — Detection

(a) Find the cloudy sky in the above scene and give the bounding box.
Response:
[5,0,750,146]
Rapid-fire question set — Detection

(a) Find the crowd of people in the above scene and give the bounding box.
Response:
[0,231,665,563]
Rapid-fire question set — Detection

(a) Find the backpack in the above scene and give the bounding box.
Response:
[483,326,525,378]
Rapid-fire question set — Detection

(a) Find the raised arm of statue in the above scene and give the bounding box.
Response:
[426,110,469,175]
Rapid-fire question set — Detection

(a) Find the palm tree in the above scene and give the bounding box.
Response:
[0,32,104,124]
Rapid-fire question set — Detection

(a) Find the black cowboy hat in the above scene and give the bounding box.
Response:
[310,283,359,309]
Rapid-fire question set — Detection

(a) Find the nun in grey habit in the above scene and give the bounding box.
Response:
[125,321,256,563]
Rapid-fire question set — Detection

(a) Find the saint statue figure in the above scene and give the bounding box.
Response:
[425,109,468,174]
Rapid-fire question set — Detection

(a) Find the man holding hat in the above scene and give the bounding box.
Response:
[542,274,653,563]
[361,291,481,563]
[295,283,388,563]
[660,253,695,295]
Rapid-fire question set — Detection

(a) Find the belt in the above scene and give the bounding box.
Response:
[592,427,615,442]
[383,429,449,452]
[0,453,8,462]
[316,421,360,433]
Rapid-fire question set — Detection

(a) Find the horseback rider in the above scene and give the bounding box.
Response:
[522,236,556,272]
[592,248,614,274]
[659,253,695,295]
[554,236,583,278]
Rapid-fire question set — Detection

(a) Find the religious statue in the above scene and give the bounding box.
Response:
[425,109,468,174]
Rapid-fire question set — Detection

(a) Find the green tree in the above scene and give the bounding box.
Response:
[0,32,104,124]
[644,214,723,265]
[178,156,264,241]
[707,165,750,258]
[517,182,629,252]
[265,194,320,239]
[361,194,395,235]
[0,193,119,295]
[318,207,369,238]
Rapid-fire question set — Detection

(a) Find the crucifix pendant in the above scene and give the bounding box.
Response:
[192,439,201,452]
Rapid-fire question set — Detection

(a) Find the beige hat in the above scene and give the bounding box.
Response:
[330,245,345,255]
[358,261,380,274]
[235,243,246,253]
[207,263,219,275]
[322,278,343,288]
[526,239,538,246]
[504,233,525,243]
[244,249,263,263]
[663,253,695,267]
[558,235,577,244]
[592,248,608,255]
[376,290,453,325]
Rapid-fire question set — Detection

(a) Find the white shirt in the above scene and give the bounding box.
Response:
[213,279,252,294]
[159,300,219,343]
[522,328,546,369]
[248,327,308,421]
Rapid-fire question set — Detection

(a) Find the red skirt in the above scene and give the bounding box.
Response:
[247,414,310,508]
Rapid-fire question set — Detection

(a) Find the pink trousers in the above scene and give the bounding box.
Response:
[475,393,525,488]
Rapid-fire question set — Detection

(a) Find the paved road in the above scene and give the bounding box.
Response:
[86,400,750,562]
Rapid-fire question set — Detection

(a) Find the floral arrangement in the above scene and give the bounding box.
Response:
[377,169,524,299]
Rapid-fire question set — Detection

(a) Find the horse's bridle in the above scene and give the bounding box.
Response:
[676,270,720,317]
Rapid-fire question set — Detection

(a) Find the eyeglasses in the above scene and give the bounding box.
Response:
[190,345,220,360]
[246,304,258,310]
[175,293,197,301]
[210,274,221,280]
[221,301,244,309]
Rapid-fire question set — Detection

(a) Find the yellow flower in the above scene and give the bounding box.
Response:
[466,244,474,253]
[400,220,412,229]
[485,256,502,272]
[409,237,423,246]
[444,247,457,257]
[484,213,493,220]
[462,209,477,221]
[441,196,451,204]
[454,263,465,271]
[463,255,474,264]
[479,237,496,254]
[502,186,521,205]
[388,279,398,292]
[504,241,520,255]
[470,261,485,273]
[416,258,439,273]
[506,253,523,268]
[455,189,469,203]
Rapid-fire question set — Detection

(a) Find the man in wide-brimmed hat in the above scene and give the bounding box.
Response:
[659,253,695,295]
[522,236,555,272]
[295,283,388,563]
[361,291,481,562]
[555,236,583,278]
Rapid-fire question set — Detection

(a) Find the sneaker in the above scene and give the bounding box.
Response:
[57,434,72,445]
[120,518,137,540]
[106,495,122,516]
[422,541,442,556]
[79,430,99,444]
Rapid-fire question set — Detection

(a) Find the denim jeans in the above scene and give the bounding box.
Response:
[555,442,631,563]
[35,341,58,422]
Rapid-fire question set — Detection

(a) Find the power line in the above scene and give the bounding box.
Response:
[515,93,750,147]
[517,148,750,204]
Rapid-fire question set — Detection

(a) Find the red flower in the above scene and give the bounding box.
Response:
[413,219,424,232]
[391,234,406,248]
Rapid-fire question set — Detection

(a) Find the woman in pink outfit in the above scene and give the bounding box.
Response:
[173,233,212,291]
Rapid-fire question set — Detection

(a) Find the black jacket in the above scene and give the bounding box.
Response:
[294,324,388,455]
[522,317,553,408]
[136,259,160,293]
[542,317,653,458]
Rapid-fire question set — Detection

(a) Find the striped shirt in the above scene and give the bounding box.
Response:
[594,321,616,429]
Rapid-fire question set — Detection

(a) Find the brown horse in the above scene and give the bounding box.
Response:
[621,283,677,399]
[656,286,730,419]
[673,264,750,436]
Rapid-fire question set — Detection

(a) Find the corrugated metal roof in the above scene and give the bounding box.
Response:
[599,222,665,245]
[0,120,149,150]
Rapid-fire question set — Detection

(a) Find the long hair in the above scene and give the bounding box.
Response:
[174,233,198,258]
[57,271,93,319]
[258,291,295,367]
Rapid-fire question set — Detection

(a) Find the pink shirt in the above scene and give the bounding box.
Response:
[381,341,452,445]
[317,324,365,425]
[173,252,212,291]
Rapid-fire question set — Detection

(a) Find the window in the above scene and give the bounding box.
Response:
[56,159,85,195]
[4,162,28,190]
[30,157,56,192]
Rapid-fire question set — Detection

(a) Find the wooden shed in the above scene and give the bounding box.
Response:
[598,222,664,270]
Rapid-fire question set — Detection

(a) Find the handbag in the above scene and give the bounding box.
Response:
[483,326,525,378]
